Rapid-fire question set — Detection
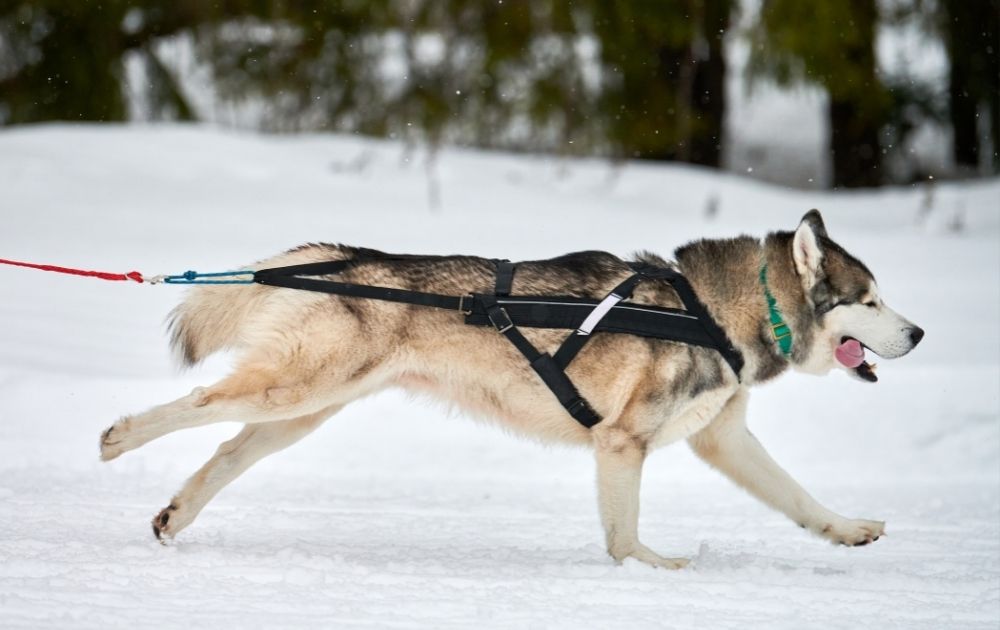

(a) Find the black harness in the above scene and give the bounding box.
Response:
[255,257,743,428]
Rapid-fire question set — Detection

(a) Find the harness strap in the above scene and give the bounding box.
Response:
[628,262,744,376]
[252,255,745,430]
[464,298,711,344]
[255,262,466,312]
[480,294,602,427]
[494,260,515,296]
[663,273,743,375]
[552,273,644,369]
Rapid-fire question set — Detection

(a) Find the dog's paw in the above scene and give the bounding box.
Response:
[818,518,885,547]
[99,418,132,461]
[612,543,690,570]
[151,503,185,542]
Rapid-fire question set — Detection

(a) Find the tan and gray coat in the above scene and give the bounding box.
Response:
[100,210,923,568]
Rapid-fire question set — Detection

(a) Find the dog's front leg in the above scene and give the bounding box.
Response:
[594,434,689,569]
[688,388,884,546]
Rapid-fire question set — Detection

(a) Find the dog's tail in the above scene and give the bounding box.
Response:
[167,244,348,366]
[166,281,262,367]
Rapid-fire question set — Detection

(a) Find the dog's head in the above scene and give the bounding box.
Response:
[786,210,924,382]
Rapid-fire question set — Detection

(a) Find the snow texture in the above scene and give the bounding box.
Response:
[0,125,997,629]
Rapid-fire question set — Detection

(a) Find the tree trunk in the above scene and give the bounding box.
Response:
[829,98,882,188]
[688,0,731,167]
[827,0,883,188]
[943,0,982,168]
[948,61,980,168]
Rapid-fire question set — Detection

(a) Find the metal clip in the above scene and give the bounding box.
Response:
[458,294,474,315]
[487,306,514,333]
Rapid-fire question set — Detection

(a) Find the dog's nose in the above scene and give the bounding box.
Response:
[909,326,925,347]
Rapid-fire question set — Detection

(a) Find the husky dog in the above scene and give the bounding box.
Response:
[100,210,923,569]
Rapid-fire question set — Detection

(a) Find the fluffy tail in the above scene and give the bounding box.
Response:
[166,280,267,366]
[166,244,350,366]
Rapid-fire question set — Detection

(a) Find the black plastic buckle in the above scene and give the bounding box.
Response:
[567,398,601,426]
[567,399,588,415]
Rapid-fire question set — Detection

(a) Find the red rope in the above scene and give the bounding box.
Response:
[0,258,144,283]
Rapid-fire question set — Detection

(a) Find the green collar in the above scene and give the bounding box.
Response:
[759,264,793,357]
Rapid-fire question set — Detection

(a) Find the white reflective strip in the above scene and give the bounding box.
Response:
[604,303,697,319]
[497,300,698,319]
[496,298,698,320]
[577,293,624,335]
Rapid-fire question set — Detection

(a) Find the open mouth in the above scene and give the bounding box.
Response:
[836,336,878,382]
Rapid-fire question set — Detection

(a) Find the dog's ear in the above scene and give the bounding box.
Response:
[792,210,825,286]
[801,208,828,238]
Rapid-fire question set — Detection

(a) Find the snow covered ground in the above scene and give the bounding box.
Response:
[0,125,997,628]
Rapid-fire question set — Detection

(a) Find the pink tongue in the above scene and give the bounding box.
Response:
[835,339,866,368]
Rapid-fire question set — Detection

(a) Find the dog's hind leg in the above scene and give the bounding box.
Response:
[594,433,689,569]
[150,405,340,541]
[688,387,885,547]
[100,360,377,461]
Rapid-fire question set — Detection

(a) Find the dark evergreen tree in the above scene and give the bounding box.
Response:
[939,0,999,172]
[751,0,887,187]
[588,0,734,164]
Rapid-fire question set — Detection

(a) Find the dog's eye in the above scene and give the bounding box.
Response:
[863,300,877,308]
[818,299,848,315]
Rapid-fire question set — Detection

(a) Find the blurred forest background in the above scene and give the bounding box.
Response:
[0,0,996,188]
